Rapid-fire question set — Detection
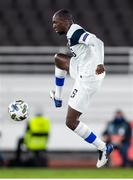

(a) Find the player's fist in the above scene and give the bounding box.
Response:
[96,64,105,75]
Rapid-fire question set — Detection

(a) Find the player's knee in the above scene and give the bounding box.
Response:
[54,53,69,71]
[54,53,62,62]
[65,120,75,130]
[54,53,59,60]
[54,53,62,67]
[65,116,77,130]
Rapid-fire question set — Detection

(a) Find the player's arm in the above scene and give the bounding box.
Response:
[95,38,105,74]
[79,33,105,74]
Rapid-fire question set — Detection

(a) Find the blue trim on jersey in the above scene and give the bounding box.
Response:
[85,132,96,143]
[70,29,85,46]
[56,77,65,86]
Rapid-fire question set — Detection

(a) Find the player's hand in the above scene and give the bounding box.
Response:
[96,64,105,75]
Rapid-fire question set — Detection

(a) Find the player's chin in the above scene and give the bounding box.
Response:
[57,31,65,35]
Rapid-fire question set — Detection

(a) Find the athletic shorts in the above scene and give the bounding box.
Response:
[68,77,104,113]
[69,57,105,113]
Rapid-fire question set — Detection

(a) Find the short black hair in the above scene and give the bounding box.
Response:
[54,9,73,21]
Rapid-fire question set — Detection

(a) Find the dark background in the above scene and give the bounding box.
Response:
[0,0,132,46]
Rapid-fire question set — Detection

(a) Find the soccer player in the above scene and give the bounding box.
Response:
[50,9,113,168]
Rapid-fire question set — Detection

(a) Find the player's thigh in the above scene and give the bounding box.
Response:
[55,53,70,72]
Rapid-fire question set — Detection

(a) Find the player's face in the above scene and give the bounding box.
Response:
[52,15,67,35]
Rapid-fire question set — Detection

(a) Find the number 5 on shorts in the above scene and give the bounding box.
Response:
[70,89,78,98]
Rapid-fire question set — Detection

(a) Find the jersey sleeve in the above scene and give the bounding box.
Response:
[78,32,96,45]
[79,33,104,64]
[96,37,104,64]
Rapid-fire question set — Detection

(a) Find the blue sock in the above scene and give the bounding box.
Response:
[85,132,97,143]
[74,121,106,150]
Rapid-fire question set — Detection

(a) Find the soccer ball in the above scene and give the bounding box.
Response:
[8,100,29,121]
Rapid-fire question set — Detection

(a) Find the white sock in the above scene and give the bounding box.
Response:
[55,66,67,99]
[92,137,106,151]
[74,121,106,151]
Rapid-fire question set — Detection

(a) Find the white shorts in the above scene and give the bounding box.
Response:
[68,75,104,113]
[69,56,105,113]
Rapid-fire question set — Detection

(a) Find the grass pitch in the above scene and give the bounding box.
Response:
[0,167,133,178]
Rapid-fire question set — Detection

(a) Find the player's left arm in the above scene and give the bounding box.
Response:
[95,37,105,75]
[79,33,105,74]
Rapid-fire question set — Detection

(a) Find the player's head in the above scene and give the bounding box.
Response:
[52,9,74,35]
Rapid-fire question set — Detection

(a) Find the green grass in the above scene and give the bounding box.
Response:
[0,167,133,178]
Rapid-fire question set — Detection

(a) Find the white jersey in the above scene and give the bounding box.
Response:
[67,24,105,81]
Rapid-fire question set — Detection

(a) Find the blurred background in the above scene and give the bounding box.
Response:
[0,0,132,173]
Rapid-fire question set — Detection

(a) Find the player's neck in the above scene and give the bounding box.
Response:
[66,22,73,34]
